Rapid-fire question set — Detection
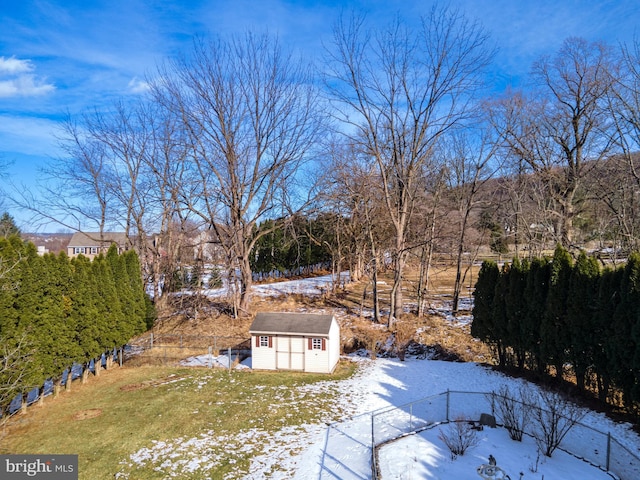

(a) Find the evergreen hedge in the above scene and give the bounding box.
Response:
[472,245,640,414]
[0,238,151,412]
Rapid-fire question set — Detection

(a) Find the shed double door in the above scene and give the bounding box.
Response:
[276,336,304,371]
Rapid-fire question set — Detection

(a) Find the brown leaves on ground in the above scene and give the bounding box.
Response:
[145,267,494,364]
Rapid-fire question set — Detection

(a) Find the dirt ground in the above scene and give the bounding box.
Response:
[146,264,494,364]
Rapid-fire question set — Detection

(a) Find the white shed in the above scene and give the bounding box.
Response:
[249,312,341,373]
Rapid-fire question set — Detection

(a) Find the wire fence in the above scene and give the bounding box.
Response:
[319,390,640,480]
[2,334,249,421]
[123,333,250,367]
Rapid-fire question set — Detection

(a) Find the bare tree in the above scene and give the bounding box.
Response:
[532,388,586,457]
[0,332,34,419]
[490,384,535,442]
[326,6,493,322]
[438,416,481,460]
[604,38,640,251]
[27,113,115,234]
[442,128,499,315]
[493,38,617,249]
[325,140,385,322]
[151,33,325,316]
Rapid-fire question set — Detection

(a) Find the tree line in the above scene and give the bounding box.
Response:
[11,6,640,320]
[251,215,333,275]
[0,234,154,415]
[472,245,640,415]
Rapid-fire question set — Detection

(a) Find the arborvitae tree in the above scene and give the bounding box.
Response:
[13,247,76,386]
[123,250,148,336]
[0,236,24,339]
[610,253,640,408]
[189,261,203,288]
[492,263,511,367]
[541,245,573,381]
[106,245,140,344]
[523,257,550,374]
[471,260,500,345]
[251,219,287,274]
[595,266,621,403]
[505,258,529,369]
[92,254,124,348]
[566,252,600,392]
[46,252,83,372]
[0,236,28,410]
[70,255,102,362]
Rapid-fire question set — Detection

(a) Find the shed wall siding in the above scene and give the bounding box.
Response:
[304,338,330,373]
[251,336,276,370]
[328,320,340,372]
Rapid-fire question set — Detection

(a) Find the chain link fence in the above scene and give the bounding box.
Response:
[319,390,640,480]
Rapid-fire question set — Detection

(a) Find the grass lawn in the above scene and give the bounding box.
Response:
[1,361,356,479]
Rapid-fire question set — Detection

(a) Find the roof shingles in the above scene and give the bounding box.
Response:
[249,312,334,336]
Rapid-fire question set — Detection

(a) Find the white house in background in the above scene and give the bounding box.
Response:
[249,312,341,373]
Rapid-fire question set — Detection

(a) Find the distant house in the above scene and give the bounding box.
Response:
[249,312,341,373]
[67,232,128,260]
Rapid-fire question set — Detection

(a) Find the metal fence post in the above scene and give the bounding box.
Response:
[409,402,413,432]
[150,332,154,349]
[606,431,611,471]
[371,413,376,479]
[446,389,450,422]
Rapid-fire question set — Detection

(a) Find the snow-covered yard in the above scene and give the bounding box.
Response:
[291,356,639,480]
[128,273,640,479]
[128,353,640,479]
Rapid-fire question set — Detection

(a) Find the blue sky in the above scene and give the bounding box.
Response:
[1,0,639,229]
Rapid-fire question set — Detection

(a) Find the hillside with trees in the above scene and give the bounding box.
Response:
[9,11,640,323]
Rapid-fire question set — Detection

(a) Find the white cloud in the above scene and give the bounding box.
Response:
[0,56,55,98]
[0,75,55,98]
[0,56,34,75]
[127,76,150,94]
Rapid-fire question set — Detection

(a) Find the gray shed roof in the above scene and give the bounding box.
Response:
[250,312,335,336]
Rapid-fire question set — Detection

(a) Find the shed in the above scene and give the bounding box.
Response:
[249,312,340,373]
